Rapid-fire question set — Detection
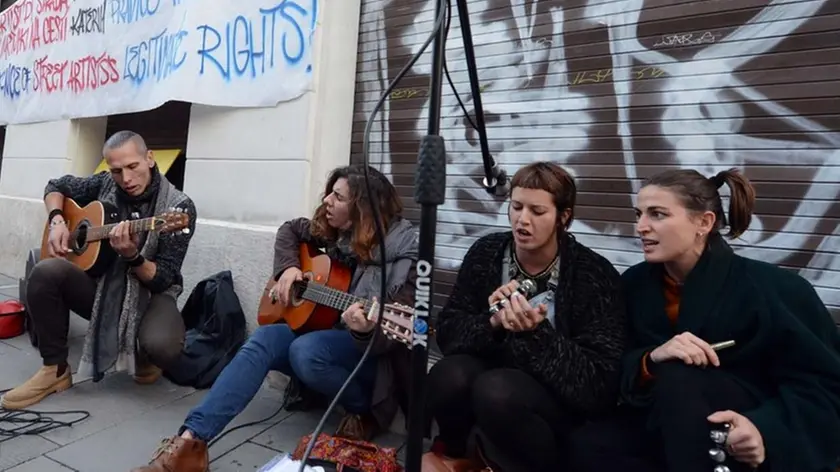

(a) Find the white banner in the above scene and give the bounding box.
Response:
[0,0,319,125]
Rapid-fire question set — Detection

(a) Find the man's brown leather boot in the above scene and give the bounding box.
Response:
[133,362,162,385]
[1,364,72,410]
[130,436,209,472]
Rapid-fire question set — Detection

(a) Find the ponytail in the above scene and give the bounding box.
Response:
[710,168,756,239]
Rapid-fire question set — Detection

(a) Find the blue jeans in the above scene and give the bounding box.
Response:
[181,324,378,441]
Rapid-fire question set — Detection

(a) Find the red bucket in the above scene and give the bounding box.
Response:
[0,300,26,339]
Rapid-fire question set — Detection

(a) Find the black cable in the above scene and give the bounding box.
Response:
[442,0,479,133]
[0,388,90,444]
[296,1,448,470]
[206,377,295,449]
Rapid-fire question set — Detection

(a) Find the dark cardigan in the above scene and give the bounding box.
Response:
[620,235,840,472]
[435,231,627,416]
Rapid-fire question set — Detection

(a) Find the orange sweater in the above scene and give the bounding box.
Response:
[640,274,681,381]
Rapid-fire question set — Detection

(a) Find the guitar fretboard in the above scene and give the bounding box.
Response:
[297,281,372,313]
[75,217,161,242]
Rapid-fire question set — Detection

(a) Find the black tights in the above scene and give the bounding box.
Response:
[426,354,575,471]
[569,362,763,472]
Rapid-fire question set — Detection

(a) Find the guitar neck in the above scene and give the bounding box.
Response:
[82,217,160,242]
[299,282,369,313]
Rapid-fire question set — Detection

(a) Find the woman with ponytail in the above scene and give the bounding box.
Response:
[569,168,840,472]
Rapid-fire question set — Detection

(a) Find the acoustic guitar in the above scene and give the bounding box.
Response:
[40,198,191,277]
[257,242,415,337]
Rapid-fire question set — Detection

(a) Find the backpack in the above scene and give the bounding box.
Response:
[162,270,247,389]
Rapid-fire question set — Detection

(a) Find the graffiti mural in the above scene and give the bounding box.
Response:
[351,0,840,317]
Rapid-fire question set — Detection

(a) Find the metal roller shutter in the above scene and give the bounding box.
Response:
[351,0,840,324]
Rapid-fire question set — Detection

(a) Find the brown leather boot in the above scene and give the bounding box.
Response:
[134,361,162,385]
[131,436,209,472]
[334,412,380,442]
[1,365,72,410]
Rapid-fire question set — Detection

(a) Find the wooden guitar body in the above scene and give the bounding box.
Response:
[257,243,352,333]
[40,199,119,277]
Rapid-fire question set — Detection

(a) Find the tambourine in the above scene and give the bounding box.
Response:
[709,422,732,472]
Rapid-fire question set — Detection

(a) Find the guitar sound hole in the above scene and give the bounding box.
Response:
[71,221,90,254]
[290,280,308,307]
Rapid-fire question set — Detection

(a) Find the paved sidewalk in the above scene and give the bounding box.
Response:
[0,273,407,471]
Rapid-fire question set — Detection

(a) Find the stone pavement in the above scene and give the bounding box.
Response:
[0,273,408,471]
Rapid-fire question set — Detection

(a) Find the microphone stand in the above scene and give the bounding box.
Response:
[405,0,495,471]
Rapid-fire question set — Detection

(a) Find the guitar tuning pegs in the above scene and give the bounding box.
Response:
[182,228,190,234]
[713,466,730,472]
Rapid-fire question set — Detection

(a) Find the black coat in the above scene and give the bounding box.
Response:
[436,231,627,416]
[620,235,840,472]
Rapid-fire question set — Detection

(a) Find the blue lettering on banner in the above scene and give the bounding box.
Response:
[195,0,317,82]
[110,0,161,25]
[123,26,188,85]
[0,64,33,99]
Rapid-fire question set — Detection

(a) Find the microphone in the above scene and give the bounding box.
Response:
[488,279,537,314]
[481,161,510,197]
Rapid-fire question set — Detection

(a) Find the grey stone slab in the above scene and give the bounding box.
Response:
[29,373,194,446]
[210,442,282,472]
[4,455,75,472]
[0,434,60,471]
[0,339,45,392]
[46,386,290,472]
[250,409,342,454]
[0,273,17,287]
[0,333,84,388]
[0,286,18,299]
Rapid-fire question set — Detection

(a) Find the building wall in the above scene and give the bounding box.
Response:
[0,0,363,332]
[352,0,840,322]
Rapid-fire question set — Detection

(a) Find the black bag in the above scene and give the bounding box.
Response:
[163,270,247,389]
[20,247,41,347]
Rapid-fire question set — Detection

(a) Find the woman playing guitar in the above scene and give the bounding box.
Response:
[132,165,418,472]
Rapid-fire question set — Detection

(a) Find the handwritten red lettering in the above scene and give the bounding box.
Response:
[33,55,67,93]
[0,0,35,60]
[36,0,69,15]
[66,52,119,94]
[32,14,67,46]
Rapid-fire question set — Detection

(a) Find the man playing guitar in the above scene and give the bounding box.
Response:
[132,164,417,472]
[1,131,197,410]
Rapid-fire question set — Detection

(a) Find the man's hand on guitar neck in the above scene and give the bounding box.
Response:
[109,221,140,259]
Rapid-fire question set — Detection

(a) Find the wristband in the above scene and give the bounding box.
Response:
[126,253,145,267]
[48,209,64,225]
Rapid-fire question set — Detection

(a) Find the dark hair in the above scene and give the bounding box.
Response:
[642,167,756,239]
[310,164,403,262]
[510,161,577,229]
[103,130,148,155]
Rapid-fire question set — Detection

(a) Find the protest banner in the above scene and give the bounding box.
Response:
[0,0,319,125]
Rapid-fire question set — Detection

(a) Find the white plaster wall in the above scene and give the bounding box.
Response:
[0,118,108,276]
